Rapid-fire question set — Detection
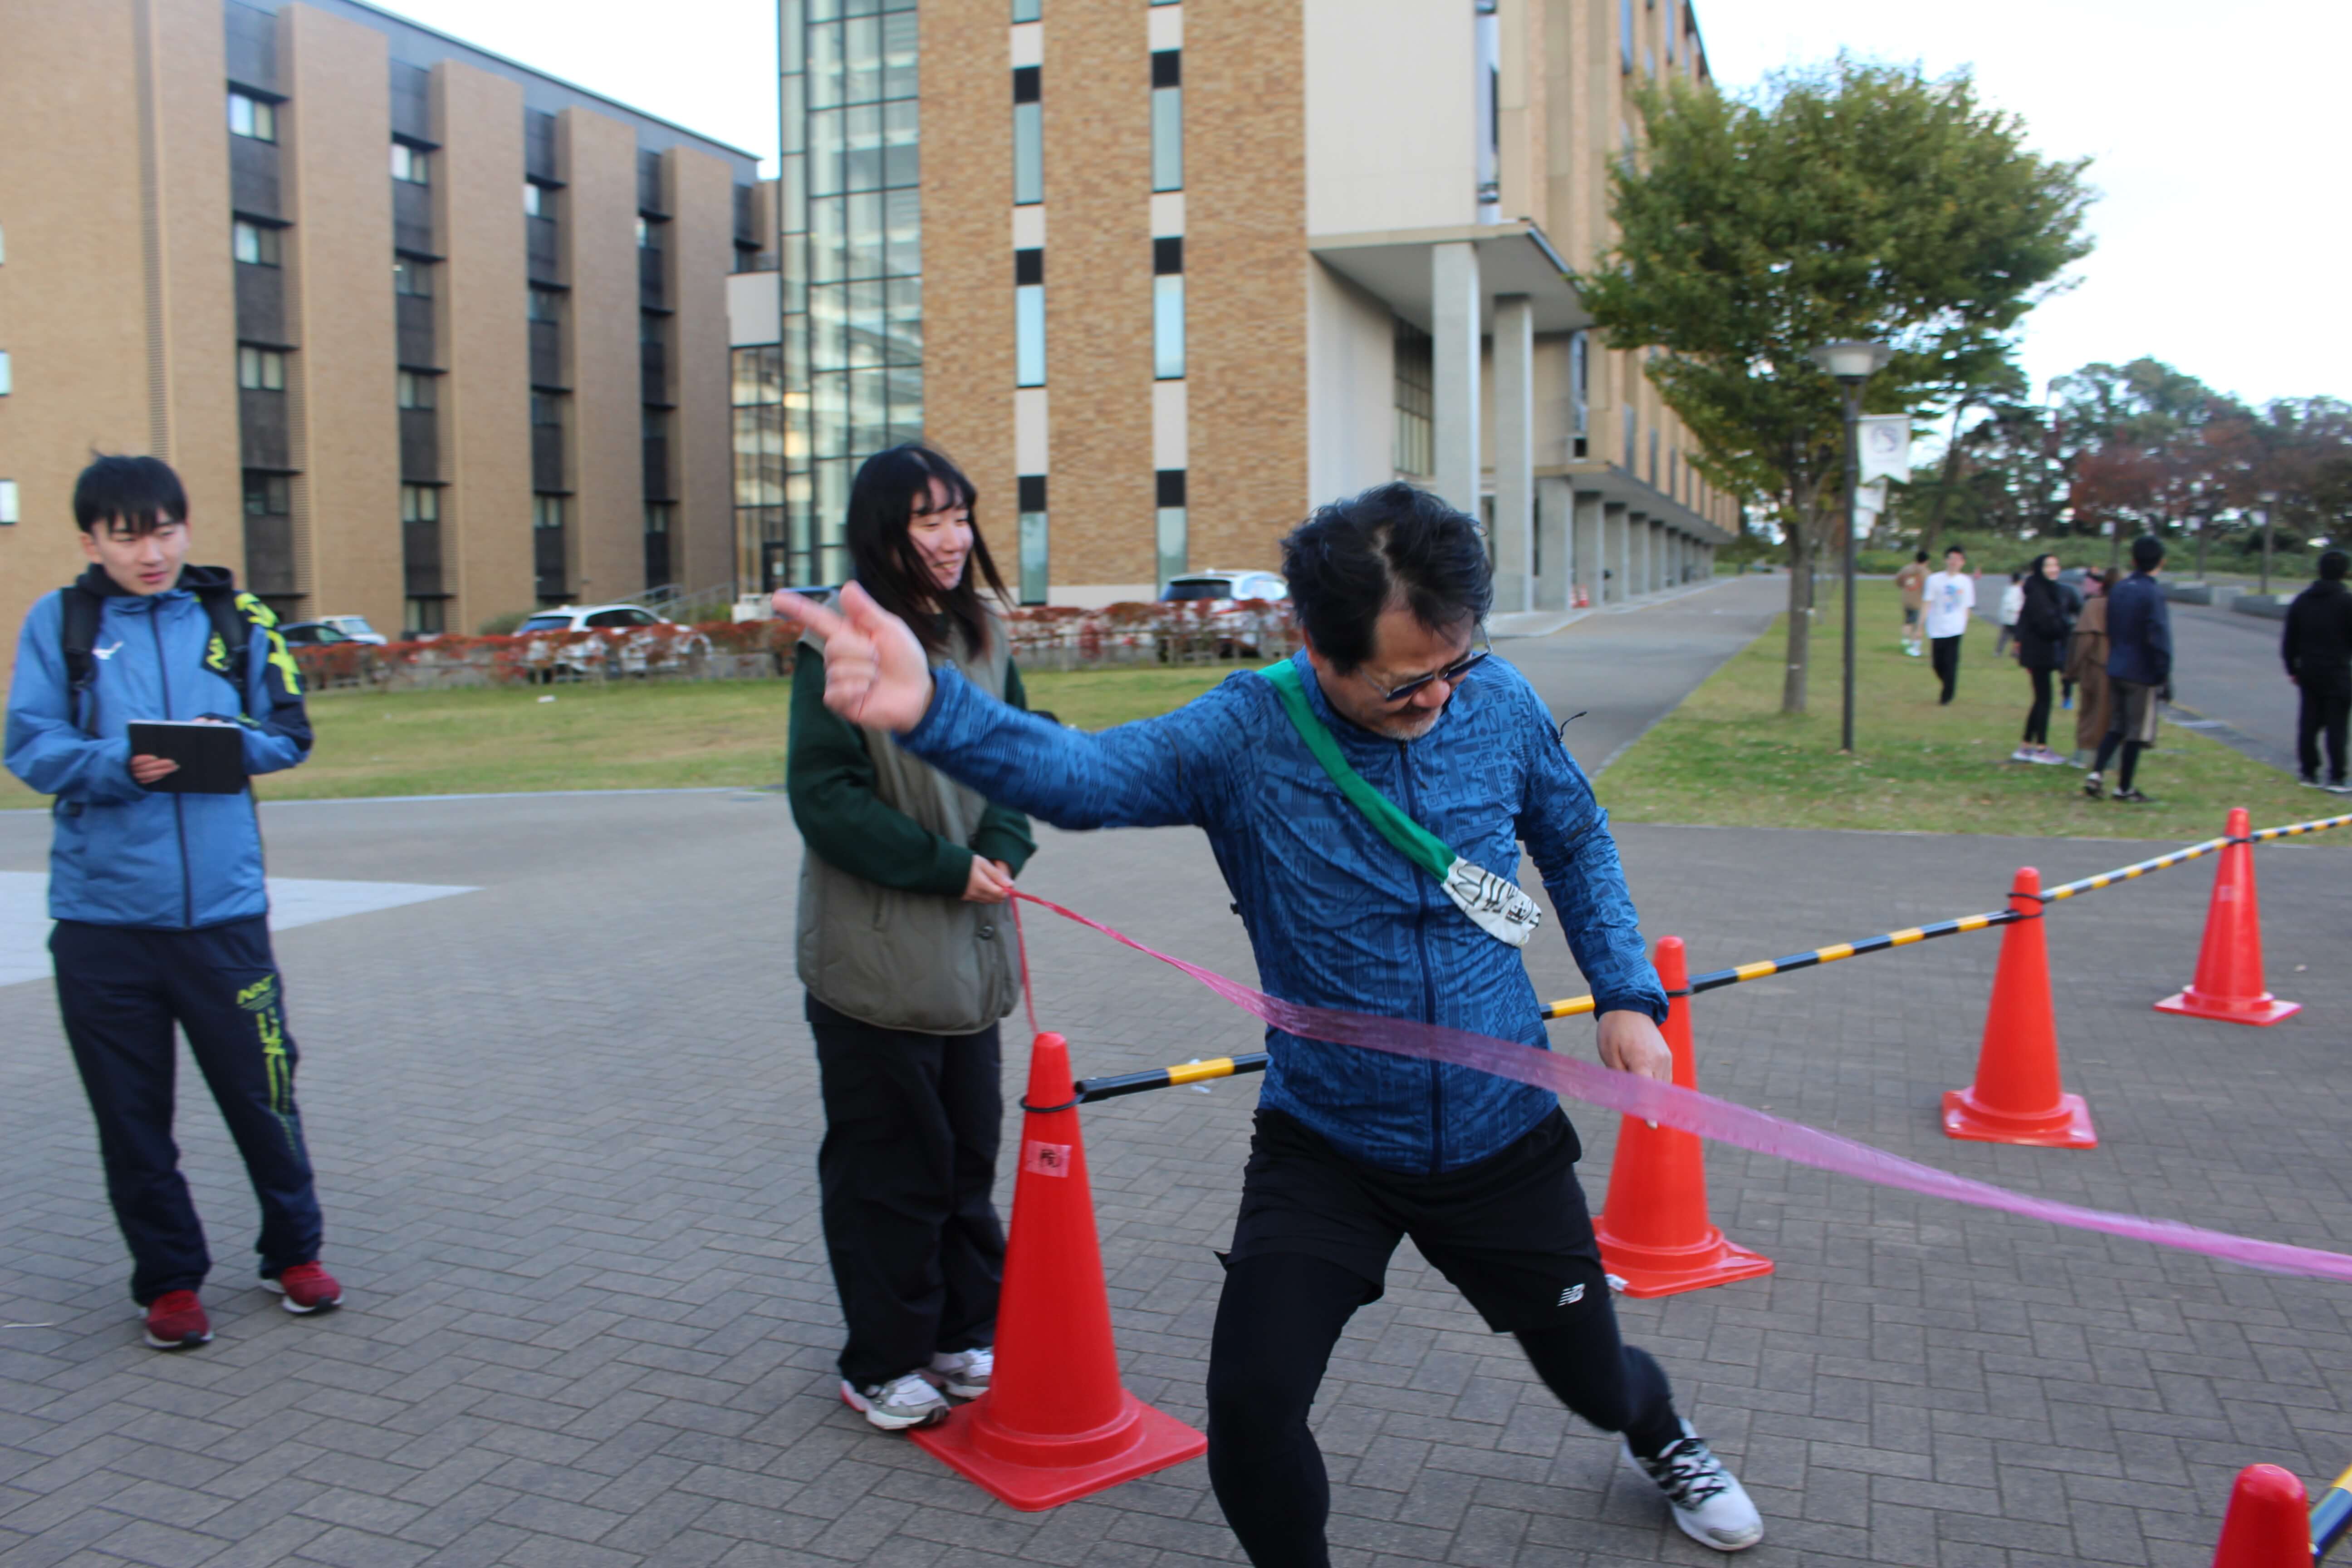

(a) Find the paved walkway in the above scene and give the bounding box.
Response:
[2160,599,2303,776]
[3,606,2349,1568]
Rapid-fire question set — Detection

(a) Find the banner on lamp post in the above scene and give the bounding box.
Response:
[1853,479,1887,539]
[1857,416,1912,484]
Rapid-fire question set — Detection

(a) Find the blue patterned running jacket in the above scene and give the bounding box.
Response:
[900,648,1665,1173]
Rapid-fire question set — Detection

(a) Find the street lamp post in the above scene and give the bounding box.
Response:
[2258,490,2278,599]
[1809,339,1893,754]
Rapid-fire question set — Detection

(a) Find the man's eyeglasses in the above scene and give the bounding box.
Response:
[1358,634,1492,704]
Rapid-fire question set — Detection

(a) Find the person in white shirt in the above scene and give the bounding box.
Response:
[1921,546,1978,705]
[1993,573,2026,658]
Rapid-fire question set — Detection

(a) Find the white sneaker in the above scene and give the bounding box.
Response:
[1624,1421,1764,1552]
[928,1346,994,1398]
[840,1372,950,1431]
[2009,745,2039,764]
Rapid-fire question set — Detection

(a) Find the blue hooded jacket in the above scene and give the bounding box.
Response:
[2103,570,2173,687]
[5,567,312,929]
[900,649,1665,1174]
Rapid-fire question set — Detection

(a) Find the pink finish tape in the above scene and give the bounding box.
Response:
[1011,892,2352,1286]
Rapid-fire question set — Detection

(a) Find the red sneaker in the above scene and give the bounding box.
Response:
[264,1261,343,1314]
[142,1290,211,1350]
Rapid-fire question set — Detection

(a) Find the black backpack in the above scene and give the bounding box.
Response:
[59,580,265,735]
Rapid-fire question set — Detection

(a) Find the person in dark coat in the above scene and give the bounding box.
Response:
[2282,549,2352,791]
[2009,554,2070,764]
[2085,536,2173,804]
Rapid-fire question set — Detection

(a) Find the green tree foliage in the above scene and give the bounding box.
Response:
[1578,57,2093,713]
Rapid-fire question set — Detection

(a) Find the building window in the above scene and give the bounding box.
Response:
[1569,330,1590,449]
[1150,53,1183,193]
[1153,280,1183,381]
[528,286,563,323]
[407,597,446,636]
[532,393,564,430]
[401,484,439,524]
[1393,319,1432,477]
[233,220,281,266]
[1664,0,1677,63]
[534,495,564,528]
[238,345,286,391]
[0,351,10,397]
[1156,473,1188,588]
[393,256,433,297]
[228,91,277,142]
[1619,0,1634,72]
[397,370,436,410]
[1012,0,1039,18]
[244,473,290,516]
[524,181,550,216]
[391,142,431,184]
[1014,249,1045,388]
[1016,474,1048,605]
[0,480,17,526]
[1013,68,1043,206]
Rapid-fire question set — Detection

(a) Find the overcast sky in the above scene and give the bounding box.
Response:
[373,0,2345,411]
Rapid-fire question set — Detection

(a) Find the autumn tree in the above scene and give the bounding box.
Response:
[1578,57,2094,714]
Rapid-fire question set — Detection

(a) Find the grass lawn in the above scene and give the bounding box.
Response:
[1598,580,2343,843]
[0,664,1250,807]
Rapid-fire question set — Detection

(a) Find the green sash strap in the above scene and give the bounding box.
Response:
[1261,659,1542,949]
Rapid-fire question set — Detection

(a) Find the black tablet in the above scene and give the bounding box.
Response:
[127,721,249,794]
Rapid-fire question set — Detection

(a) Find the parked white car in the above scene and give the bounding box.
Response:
[1159,570,1289,605]
[514,603,709,680]
[313,614,388,645]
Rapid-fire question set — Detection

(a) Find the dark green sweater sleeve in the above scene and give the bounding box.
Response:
[967,661,1038,876]
[787,647,974,896]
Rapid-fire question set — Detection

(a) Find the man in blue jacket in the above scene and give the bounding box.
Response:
[2084,534,2173,804]
[777,483,1763,1558]
[5,456,342,1352]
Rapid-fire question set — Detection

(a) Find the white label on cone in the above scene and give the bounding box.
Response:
[1022,1139,1073,1177]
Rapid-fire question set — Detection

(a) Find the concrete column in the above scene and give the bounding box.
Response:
[1490,294,1534,613]
[1630,513,1650,598]
[1430,242,1482,518]
[1534,475,1572,610]
[1573,489,1604,608]
[1603,501,1629,603]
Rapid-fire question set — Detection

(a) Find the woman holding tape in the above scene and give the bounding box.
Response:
[786,444,1036,1433]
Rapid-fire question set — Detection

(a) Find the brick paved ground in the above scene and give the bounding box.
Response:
[3,759,2349,1564]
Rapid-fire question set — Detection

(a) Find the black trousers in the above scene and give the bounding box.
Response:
[2297,669,2351,782]
[1205,1112,1680,1567]
[51,917,323,1305]
[2022,666,2054,745]
[807,993,1005,1387]
[1931,635,1964,704]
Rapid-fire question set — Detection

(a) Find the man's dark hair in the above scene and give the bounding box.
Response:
[842,443,1009,657]
[1281,482,1491,672]
[1944,544,1965,559]
[1914,549,1929,563]
[2130,534,2165,571]
[2319,549,2348,582]
[73,455,187,537]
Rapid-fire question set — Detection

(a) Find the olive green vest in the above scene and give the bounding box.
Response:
[794,605,1021,1036]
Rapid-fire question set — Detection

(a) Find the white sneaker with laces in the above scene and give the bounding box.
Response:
[929,1346,994,1398]
[1623,1420,1764,1552]
[840,1372,950,1431]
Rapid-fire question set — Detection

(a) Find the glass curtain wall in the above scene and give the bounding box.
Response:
[782,0,922,587]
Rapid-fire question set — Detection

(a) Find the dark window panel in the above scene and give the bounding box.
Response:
[399,407,439,483]
[402,515,442,596]
[239,388,290,470]
[1014,247,1043,286]
[230,135,280,219]
[525,110,559,182]
[1153,235,1183,275]
[390,62,431,142]
[1012,65,1040,103]
[224,1,278,93]
[1151,49,1181,87]
[639,244,666,309]
[642,435,671,501]
[533,510,568,601]
[234,261,286,346]
[533,423,566,492]
[637,148,666,215]
[529,319,565,389]
[641,333,669,405]
[392,179,434,254]
[1156,469,1186,507]
[396,294,436,369]
[526,215,560,283]
[1018,475,1047,512]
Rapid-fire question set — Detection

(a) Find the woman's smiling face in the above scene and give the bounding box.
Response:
[907,477,971,596]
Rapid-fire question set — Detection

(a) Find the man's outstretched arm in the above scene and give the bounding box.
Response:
[775,586,1238,831]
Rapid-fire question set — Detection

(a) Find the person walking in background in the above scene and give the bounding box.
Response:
[2054,566,2085,710]
[1921,545,1976,705]
[1894,550,1928,657]
[785,444,1037,1432]
[2085,535,2173,804]
[2009,554,2070,765]
[2282,548,2352,792]
[4,456,340,1352]
[2065,570,2112,768]
[1992,571,2026,659]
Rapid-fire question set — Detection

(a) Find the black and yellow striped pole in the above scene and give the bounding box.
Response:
[2316,1460,2352,1560]
[1074,1054,1267,1104]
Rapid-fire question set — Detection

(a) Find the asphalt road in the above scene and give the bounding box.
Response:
[2163,597,2303,774]
[1501,572,1789,775]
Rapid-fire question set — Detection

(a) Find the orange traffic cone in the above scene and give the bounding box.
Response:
[1593,937,1774,1298]
[2208,1463,2308,1568]
[2156,808,2300,1026]
[910,1033,1205,1509]
[1943,867,2097,1147]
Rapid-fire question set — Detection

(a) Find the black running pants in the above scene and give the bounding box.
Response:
[1931,635,1963,704]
